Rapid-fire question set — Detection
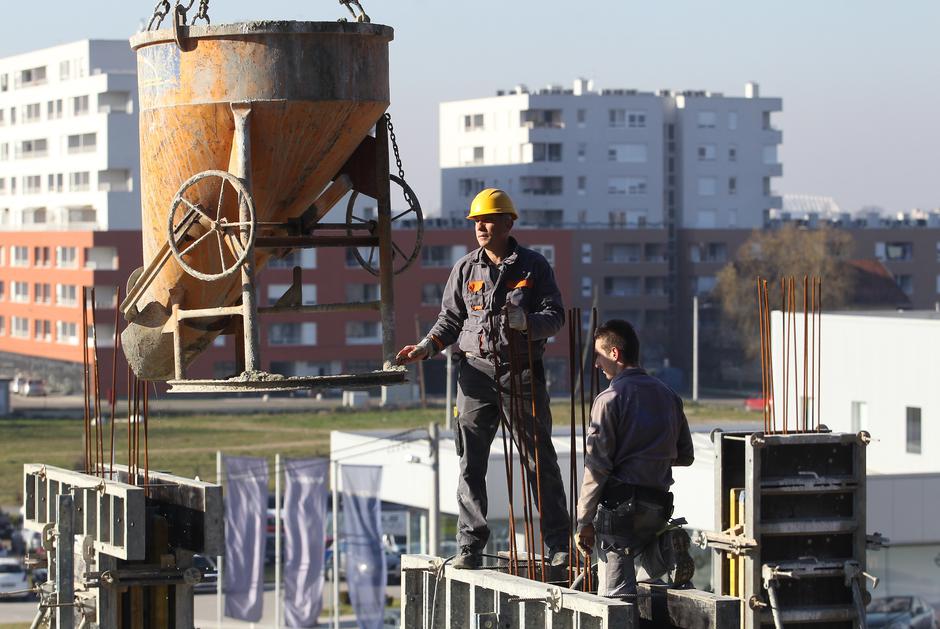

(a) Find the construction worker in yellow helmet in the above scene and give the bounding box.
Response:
[397,188,570,570]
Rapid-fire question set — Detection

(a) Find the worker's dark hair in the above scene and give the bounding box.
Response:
[594,319,640,365]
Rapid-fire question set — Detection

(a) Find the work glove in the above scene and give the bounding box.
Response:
[576,523,595,556]
[506,302,527,331]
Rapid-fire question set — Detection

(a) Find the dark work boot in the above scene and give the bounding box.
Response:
[452,546,482,570]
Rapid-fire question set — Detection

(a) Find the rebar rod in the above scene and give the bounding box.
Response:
[144,383,150,497]
[567,310,578,586]
[81,287,90,474]
[790,278,799,433]
[90,288,103,477]
[491,314,518,576]
[126,364,132,484]
[763,280,776,433]
[810,275,816,430]
[817,277,822,430]
[576,308,587,455]
[758,278,768,433]
[781,278,788,434]
[507,325,535,580]
[803,276,809,432]
[109,286,121,478]
[525,332,547,581]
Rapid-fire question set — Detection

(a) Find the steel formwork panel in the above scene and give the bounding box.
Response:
[711,431,868,628]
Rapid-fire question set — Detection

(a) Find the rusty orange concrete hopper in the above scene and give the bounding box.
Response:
[123,21,407,391]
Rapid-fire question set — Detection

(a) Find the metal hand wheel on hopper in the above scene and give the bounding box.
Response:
[167,170,257,281]
[346,174,424,276]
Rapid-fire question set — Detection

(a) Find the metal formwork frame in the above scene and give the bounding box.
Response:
[709,431,870,628]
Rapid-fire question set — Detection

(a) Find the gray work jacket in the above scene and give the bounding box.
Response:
[424,237,564,366]
[577,368,694,528]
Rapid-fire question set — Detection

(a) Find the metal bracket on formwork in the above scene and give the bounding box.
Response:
[475,611,502,629]
[866,532,889,550]
[857,430,872,445]
[506,586,563,614]
[696,525,758,556]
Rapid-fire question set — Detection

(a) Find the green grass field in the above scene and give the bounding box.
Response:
[0,401,756,508]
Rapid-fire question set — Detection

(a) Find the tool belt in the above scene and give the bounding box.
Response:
[595,482,674,539]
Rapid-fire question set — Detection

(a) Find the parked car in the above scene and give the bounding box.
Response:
[867,596,938,629]
[23,380,45,397]
[191,554,218,593]
[324,539,402,585]
[0,558,30,600]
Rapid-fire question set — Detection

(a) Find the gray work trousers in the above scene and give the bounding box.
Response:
[596,500,669,625]
[454,355,570,553]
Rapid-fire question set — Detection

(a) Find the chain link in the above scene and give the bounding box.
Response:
[146,0,172,30]
[191,0,210,25]
[385,113,416,211]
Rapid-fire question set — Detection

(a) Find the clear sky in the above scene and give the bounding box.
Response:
[2,0,937,215]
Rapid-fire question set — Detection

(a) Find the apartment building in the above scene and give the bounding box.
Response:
[0,40,143,392]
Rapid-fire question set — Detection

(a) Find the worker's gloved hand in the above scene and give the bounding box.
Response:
[576,523,595,556]
[395,339,432,364]
[505,302,527,331]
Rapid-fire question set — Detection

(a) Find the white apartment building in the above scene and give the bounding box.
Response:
[0,40,140,231]
[440,79,782,230]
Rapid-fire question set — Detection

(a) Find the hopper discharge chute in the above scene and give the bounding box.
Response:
[122,17,421,393]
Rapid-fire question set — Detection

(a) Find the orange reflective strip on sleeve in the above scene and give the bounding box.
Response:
[467,280,485,292]
[429,335,444,350]
[507,278,532,289]
[471,305,484,311]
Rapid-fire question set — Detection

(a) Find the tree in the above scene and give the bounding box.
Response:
[715,224,854,361]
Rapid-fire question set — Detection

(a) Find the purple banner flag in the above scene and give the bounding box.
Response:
[342,464,386,629]
[283,458,329,628]
[224,455,268,622]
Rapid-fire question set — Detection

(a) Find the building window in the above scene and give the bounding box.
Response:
[581,243,592,264]
[268,249,316,269]
[577,143,587,162]
[47,99,63,119]
[0,316,4,335]
[458,178,486,197]
[345,320,381,344]
[19,66,47,87]
[697,144,717,161]
[56,284,77,306]
[56,321,78,345]
[895,274,913,296]
[906,407,921,454]
[697,177,717,196]
[728,146,737,161]
[458,146,484,166]
[33,247,51,267]
[66,133,96,154]
[728,177,737,195]
[25,103,41,122]
[851,401,868,433]
[581,276,592,298]
[604,243,642,263]
[692,276,717,295]
[697,209,718,228]
[520,109,563,129]
[763,145,778,165]
[0,280,4,300]
[608,143,648,163]
[266,283,316,306]
[728,111,738,130]
[520,176,563,196]
[345,283,380,302]
[12,281,29,303]
[268,322,316,346]
[609,109,626,128]
[696,111,717,129]
[463,113,484,131]
[519,209,563,227]
[12,316,30,339]
[0,143,7,160]
[529,245,555,265]
[875,242,913,261]
[607,177,647,195]
[577,176,587,194]
[421,283,445,306]
[48,173,63,192]
[18,138,47,158]
[604,276,641,297]
[34,319,51,341]
[56,246,78,268]
[531,142,562,162]
[576,109,586,126]
[12,246,29,267]
[422,245,460,268]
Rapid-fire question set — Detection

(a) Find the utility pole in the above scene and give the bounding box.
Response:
[692,295,699,402]
[444,347,454,431]
[274,454,281,629]
[428,422,440,557]
[415,315,427,408]
[216,451,223,629]
[331,460,340,629]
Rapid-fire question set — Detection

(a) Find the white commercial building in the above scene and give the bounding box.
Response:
[439,79,782,229]
[769,310,940,607]
[0,40,140,231]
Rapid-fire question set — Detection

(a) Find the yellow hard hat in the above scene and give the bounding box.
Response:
[466,188,518,220]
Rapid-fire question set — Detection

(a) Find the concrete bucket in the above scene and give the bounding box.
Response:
[122,21,398,385]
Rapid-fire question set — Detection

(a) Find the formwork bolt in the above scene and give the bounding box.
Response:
[857,431,872,445]
[748,596,768,609]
